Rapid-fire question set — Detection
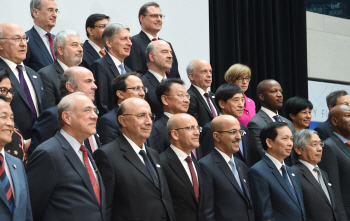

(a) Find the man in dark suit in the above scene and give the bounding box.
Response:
[97,72,146,145]
[28,66,99,156]
[81,14,110,69]
[124,2,180,78]
[159,113,204,221]
[0,96,32,221]
[90,22,132,117]
[247,79,294,165]
[24,0,58,71]
[0,22,48,139]
[187,59,219,127]
[94,98,175,221]
[27,92,106,221]
[319,105,350,219]
[141,39,173,121]
[248,122,306,221]
[149,78,189,153]
[199,115,254,221]
[200,83,254,166]
[292,129,347,221]
[315,90,350,141]
[39,30,83,107]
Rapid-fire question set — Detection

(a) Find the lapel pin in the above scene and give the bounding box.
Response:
[156,164,161,168]
[212,96,215,99]
[328,183,332,186]
[291,173,295,176]
[41,87,43,90]
[238,167,241,171]
[13,164,16,169]
[33,75,37,79]
[95,169,98,172]
[243,179,246,183]
[97,134,100,137]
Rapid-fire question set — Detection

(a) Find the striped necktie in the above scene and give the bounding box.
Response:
[0,153,14,213]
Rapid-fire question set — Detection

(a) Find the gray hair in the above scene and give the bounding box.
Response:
[145,43,156,66]
[293,129,318,151]
[57,92,87,129]
[59,68,79,97]
[53,30,80,57]
[0,27,2,41]
[30,0,42,18]
[186,60,196,77]
[102,22,130,51]
[326,90,348,108]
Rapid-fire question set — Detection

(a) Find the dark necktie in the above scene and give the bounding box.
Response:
[204,92,217,118]
[80,146,101,204]
[185,156,199,203]
[119,63,126,75]
[152,38,157,41]
[46,33,56,60]
[139,150,159,189]
[16,65,37,124]
[0,153,14,213]
[99,49,106,57]
[281,165,297,201]
[313,167,331,204]
[273,115,280,122]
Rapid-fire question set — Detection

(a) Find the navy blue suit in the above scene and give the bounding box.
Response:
[314,119,333,141]
[141,71,163,121]
[124,31,180,78]
[97,106,120,145]
[80,40,101,69]
[90,54,132,117]
[0,153,32,221]
[248,155,306,221]
[0,58,48,139]
[24,27,55,72]
[199,149,255,221]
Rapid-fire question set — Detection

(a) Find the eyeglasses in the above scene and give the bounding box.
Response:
[123,86,148,93]
[82,107,99,115]
[94,24,107,29]
[307,142,324,148]
[144,14,165,19]
[123,113,156,121]
[174,126,202,133]
[0,36,29,44]
[46,8,60,15]
[0,87,15,96]
[216,129,245,136]
[235,77,251,83]
[166,94,190,99]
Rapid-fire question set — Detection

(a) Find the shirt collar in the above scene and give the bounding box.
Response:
[34,24,48,37]
[261,106,279,120]
[265,152,286,169]
[123,133,146,153]
[170,144,190,161]
[142,30,158,41]
[192,84,208,95]
[108,52,122,67]
[0,148,6,161]
[214,146,233,163]
[298,159,318,172]
[88,39,103,52]
[57,59,69,71]
[333,131,349,143]
[148,69,166,82]
[0,56,24,68]
[60,129,84,153]
[163,112,173,119]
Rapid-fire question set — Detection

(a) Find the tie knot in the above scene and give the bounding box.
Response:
[16,65,23,72]
[281,165,286,170]
[46,32,52,37]
[152,38,158,41]
[346,141,350,148]
[99,49,106,56]
[273,115,280,122]
[185,156,192,163]
[228,159,236,168]
[204,92,209,98]
[139,149,146,157]
[80,145,87,153]
[313,167,320,172]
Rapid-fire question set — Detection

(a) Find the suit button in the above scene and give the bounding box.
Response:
[162,216,167,221]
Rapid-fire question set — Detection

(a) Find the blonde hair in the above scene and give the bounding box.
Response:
[224,63,251,83]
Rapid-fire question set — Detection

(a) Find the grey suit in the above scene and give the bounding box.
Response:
[247,109,295,165]
[38,60,64,107]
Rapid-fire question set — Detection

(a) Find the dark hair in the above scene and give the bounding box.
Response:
[326,90,348,108]
[0,94,8,102]
[111,72,141,105]
[155,78,184,106]
[85,13,110,38]
[285,96,313,121]
[138,2,160,25]
[214,83,243,111]
[260,122,288,150]
[0,69,10,82]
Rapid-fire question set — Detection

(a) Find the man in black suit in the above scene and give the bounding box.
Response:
[315,90,350,141]
[292,129,347,221]
[247,79,295,166]
[24,0,58,71]
[90,22,132,117]
[124,2,179,78]
[199,115,254,221]
[27,92,106,221]
[28,66,99,156]
[319,105,350,219]
[39,30,83,107]
[0,22,48,139]
[81,14,110,69]
[150,78,189,153]
[93,98,175,220]
[97,72,146,145]
[200,83,254,166]
[159,113,204,221]
[187,59,219,127]
[141,40,173,121]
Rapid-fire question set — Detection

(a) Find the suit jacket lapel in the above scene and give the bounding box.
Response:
[139,30,151,46]
[25,67,43,109]
[235,160,251,202]
[330,134,350,158]
[6,155,20,210]
[146,72,159,89]
[30,27,53,62]
[321,170,336,208]
[85,40,100,60]
[190,85,213,117]
[53,60,64,80]
[105,54,120,78]
[259,109,273,124]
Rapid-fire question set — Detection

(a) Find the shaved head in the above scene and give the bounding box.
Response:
[329,104,350,139]
[257,79,277,96]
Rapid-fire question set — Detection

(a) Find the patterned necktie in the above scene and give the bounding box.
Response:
[204,92,217,118]
[273,115,280,122]
[80,146,100,204]
[0,153,14,213]
[16,65,37,125]
[313,167,331,204]
[185,156,199,203]
[228,159,243,192]
[281,165,297,201]
[99,49,106,57]
[119,63,126,75]
[139,150,159,189]
[45,33,56,60]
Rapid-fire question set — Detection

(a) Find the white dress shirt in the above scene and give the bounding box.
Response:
[170,144,198,184]
[148,69,167,82]
[163,112,173,119]
[34,24,54,59]
[192,84,218,116]
[0,148,15,199]
[265,152,294,188]
[0,56,39,117]
[108,52,124,74]
[57,59,69,71]
[123,133,146,164]
[142,30,158,41]
[214,147,235,170]
[261,106,280,122]
[298,159,319,180]
[88,39,103,57]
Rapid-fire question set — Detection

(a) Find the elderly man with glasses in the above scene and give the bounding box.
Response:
[291,129,347,221]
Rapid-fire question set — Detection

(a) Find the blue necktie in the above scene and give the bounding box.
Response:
[228,159,243,193]
[273,115,280,122]
[119,63,126,75]
[281,165,297,201]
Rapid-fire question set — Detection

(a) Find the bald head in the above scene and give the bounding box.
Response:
[0,23,27,64]
[146,40,172,75]
[330,105,350,139]
[186,59,213,91]
[257,79,283,112]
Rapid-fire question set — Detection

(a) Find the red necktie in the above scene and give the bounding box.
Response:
[80,145,100,204]
[185,156,199,203]
[0,154,14,212]
[204,92,217,118]
[346,141,350,150]
[152,38,157,41]
[46,33,56,60]
[99,49,106,57]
